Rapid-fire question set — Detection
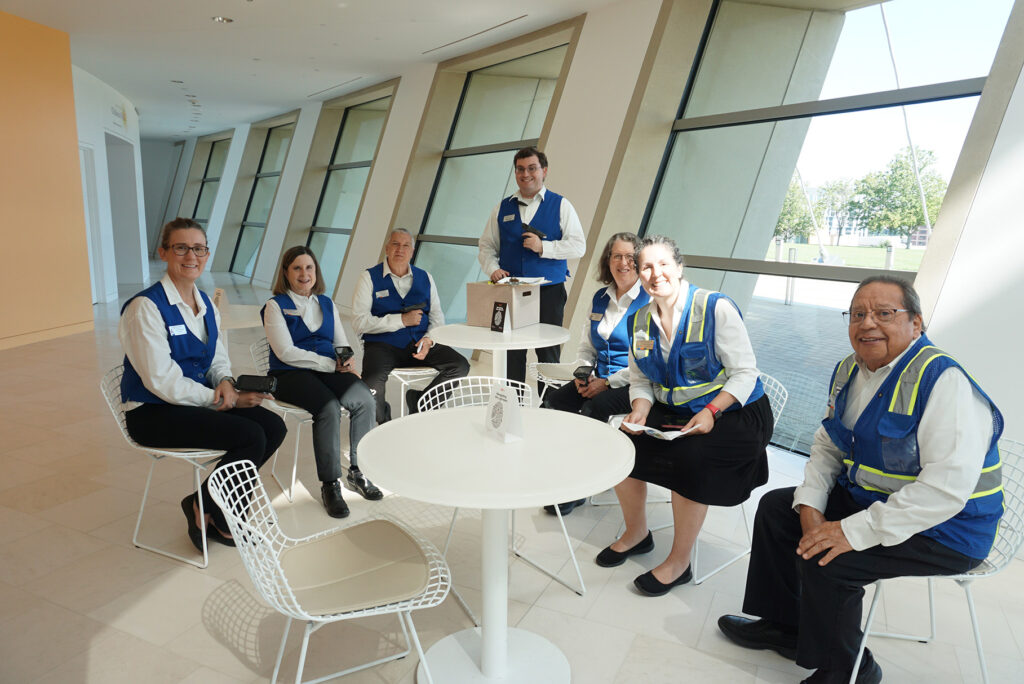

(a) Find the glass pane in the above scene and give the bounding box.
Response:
[231,225,265,277]
[308,231,351,295]
[449,45,567,149]
[245,177,280,225]
[192,180,219,221]
[421,152,517,239]
[313,167,370,230]
[649,98,976,271]
[260,124,295,172]
[412,242,486,324]
[683,0,1011,118]
[333,98,390,165]
[206,139,229,178]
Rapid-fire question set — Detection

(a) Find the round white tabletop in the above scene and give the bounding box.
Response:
[359,406,634,683]
[427,323,569,378]
[359,406,634,509]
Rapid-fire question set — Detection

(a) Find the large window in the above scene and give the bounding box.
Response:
[191,138,229,225]
[307,97,391,294]
[642,0,1012,452]
[229,123,295,276]
[413,45,568,322]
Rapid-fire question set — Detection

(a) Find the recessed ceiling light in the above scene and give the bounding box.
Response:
[212,16,233,23]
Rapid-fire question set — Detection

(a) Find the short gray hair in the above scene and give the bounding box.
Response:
[854,275,925,330]
[389,228,413,241]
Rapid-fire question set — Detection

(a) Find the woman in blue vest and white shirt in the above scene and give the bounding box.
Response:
[262,246,379,519]
[541,232,650,516]
[596,235,773,596]
[120,218,286,552]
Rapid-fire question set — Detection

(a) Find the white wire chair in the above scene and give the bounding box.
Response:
[528,360,578,404]
[250,338,350,502]
[850,438,1024,684]
[207,460,450,684]
[99,366,226,569]
[390,367,438,417]
[651,372,788,584]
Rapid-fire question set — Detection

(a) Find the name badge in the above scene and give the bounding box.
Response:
[501,214,515,223]
[635,339,654,351]
[169,324,187,336]
[589,312,603,322]
[375,290,389,299]
[281,309,299,316]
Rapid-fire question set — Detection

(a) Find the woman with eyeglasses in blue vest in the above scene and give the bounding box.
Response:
[596,235,773,596]
[119,218,286,553]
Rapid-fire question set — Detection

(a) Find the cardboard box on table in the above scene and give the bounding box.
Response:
[466,281,540,330]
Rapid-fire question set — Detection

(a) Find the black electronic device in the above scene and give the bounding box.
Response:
[522,224,547,239]
[335,345,355,363]
[573,365,596,381]
[399,302,427,313]
[234,374,278,394]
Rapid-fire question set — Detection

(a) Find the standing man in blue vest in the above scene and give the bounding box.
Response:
[478,147,586,384]
[717,276,1003,684]
[353,228,470,422]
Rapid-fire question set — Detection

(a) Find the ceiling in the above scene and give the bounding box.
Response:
[0,0,615,140]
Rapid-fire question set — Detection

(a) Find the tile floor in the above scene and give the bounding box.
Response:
[1,269,1021,683]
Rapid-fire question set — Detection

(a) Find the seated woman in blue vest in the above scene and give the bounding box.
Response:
[596,235,773,596]
[262,246,379,519]
[541,232,649,516]
[119,218,286,552]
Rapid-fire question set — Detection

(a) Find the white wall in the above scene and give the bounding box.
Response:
[140,138,183,252]
[72,66,148,300]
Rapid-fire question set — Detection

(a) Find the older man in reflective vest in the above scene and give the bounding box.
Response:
[718,276,1003,684]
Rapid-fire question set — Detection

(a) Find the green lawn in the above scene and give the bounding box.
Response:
[764,242,923,271]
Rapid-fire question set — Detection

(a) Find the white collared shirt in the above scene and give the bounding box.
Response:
[351,260,444,337]
[478,186,586,277]
[628,281,759,405]
[793,341,995,552]
[118,274,233,408]
[263,290,351,372]
[577,279,644,388]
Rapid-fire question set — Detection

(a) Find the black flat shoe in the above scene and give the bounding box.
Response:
[346,466,383,501]
[595,530,654,567]
[801,649,881,684]
[206,525,236,547]
[543,499,586,516]
[633,565,692,596]
[321,480,350,518]
[180,494,204,552]
[717,615,798,660]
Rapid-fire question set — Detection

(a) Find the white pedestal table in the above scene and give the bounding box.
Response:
[428,323,569,379]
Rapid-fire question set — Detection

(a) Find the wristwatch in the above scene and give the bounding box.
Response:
[222,376,237,388]
[705,404,722,421]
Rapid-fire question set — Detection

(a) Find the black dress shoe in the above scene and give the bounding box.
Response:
[321,480,350,518]
[406,389,424,414]
[633,565,692,596]
[595,530,654,567]
[800,649,882,684]
[543,499,586,516]
[206,525,236,547]
[717,615,798,660]
[346,466,383,501]
[180,494,204,552]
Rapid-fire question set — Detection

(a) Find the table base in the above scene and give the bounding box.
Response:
[415,627,570,683]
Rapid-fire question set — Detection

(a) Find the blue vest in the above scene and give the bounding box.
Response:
[261,293,335,372]
[363,263,432,348]
[823,334,1004,559]
[590,286,650,379]
[120,282,218,404]
[497,191,569,284]
[630,285,764,413]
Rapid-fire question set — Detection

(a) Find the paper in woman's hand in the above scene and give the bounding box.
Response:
[608,415,694,440]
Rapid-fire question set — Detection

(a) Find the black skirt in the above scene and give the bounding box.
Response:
[626,394,773,506]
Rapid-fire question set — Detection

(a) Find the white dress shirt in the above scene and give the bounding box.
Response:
[351,261,444,338]
[793,341,995,552]
[118,274,234,409]
[628,281,760,406]
[577,279,645,389]
[478,186,586,277]
[263,290,351,373]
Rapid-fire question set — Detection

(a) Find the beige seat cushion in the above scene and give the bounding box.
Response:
[279,519,429,615]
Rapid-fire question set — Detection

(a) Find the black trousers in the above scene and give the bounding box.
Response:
[542,381,631,424]
[269,369,375,480]
[125,403,286,530]
[507,282,567,384]
[742,486,980,672]
[362,339,470,423]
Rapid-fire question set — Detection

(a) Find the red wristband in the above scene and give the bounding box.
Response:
[705,404,721,420]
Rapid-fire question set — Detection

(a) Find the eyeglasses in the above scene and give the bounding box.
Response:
[170,244,210,257]
[514,164,542,174]
[842,308,909,324]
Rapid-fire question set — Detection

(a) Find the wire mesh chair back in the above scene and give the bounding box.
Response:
[970,439,1024,577]
[100,366,134,446]
[207,460,307,619]
[758,373,788,427]
[417,376,532,412]
[250,338,272,375]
